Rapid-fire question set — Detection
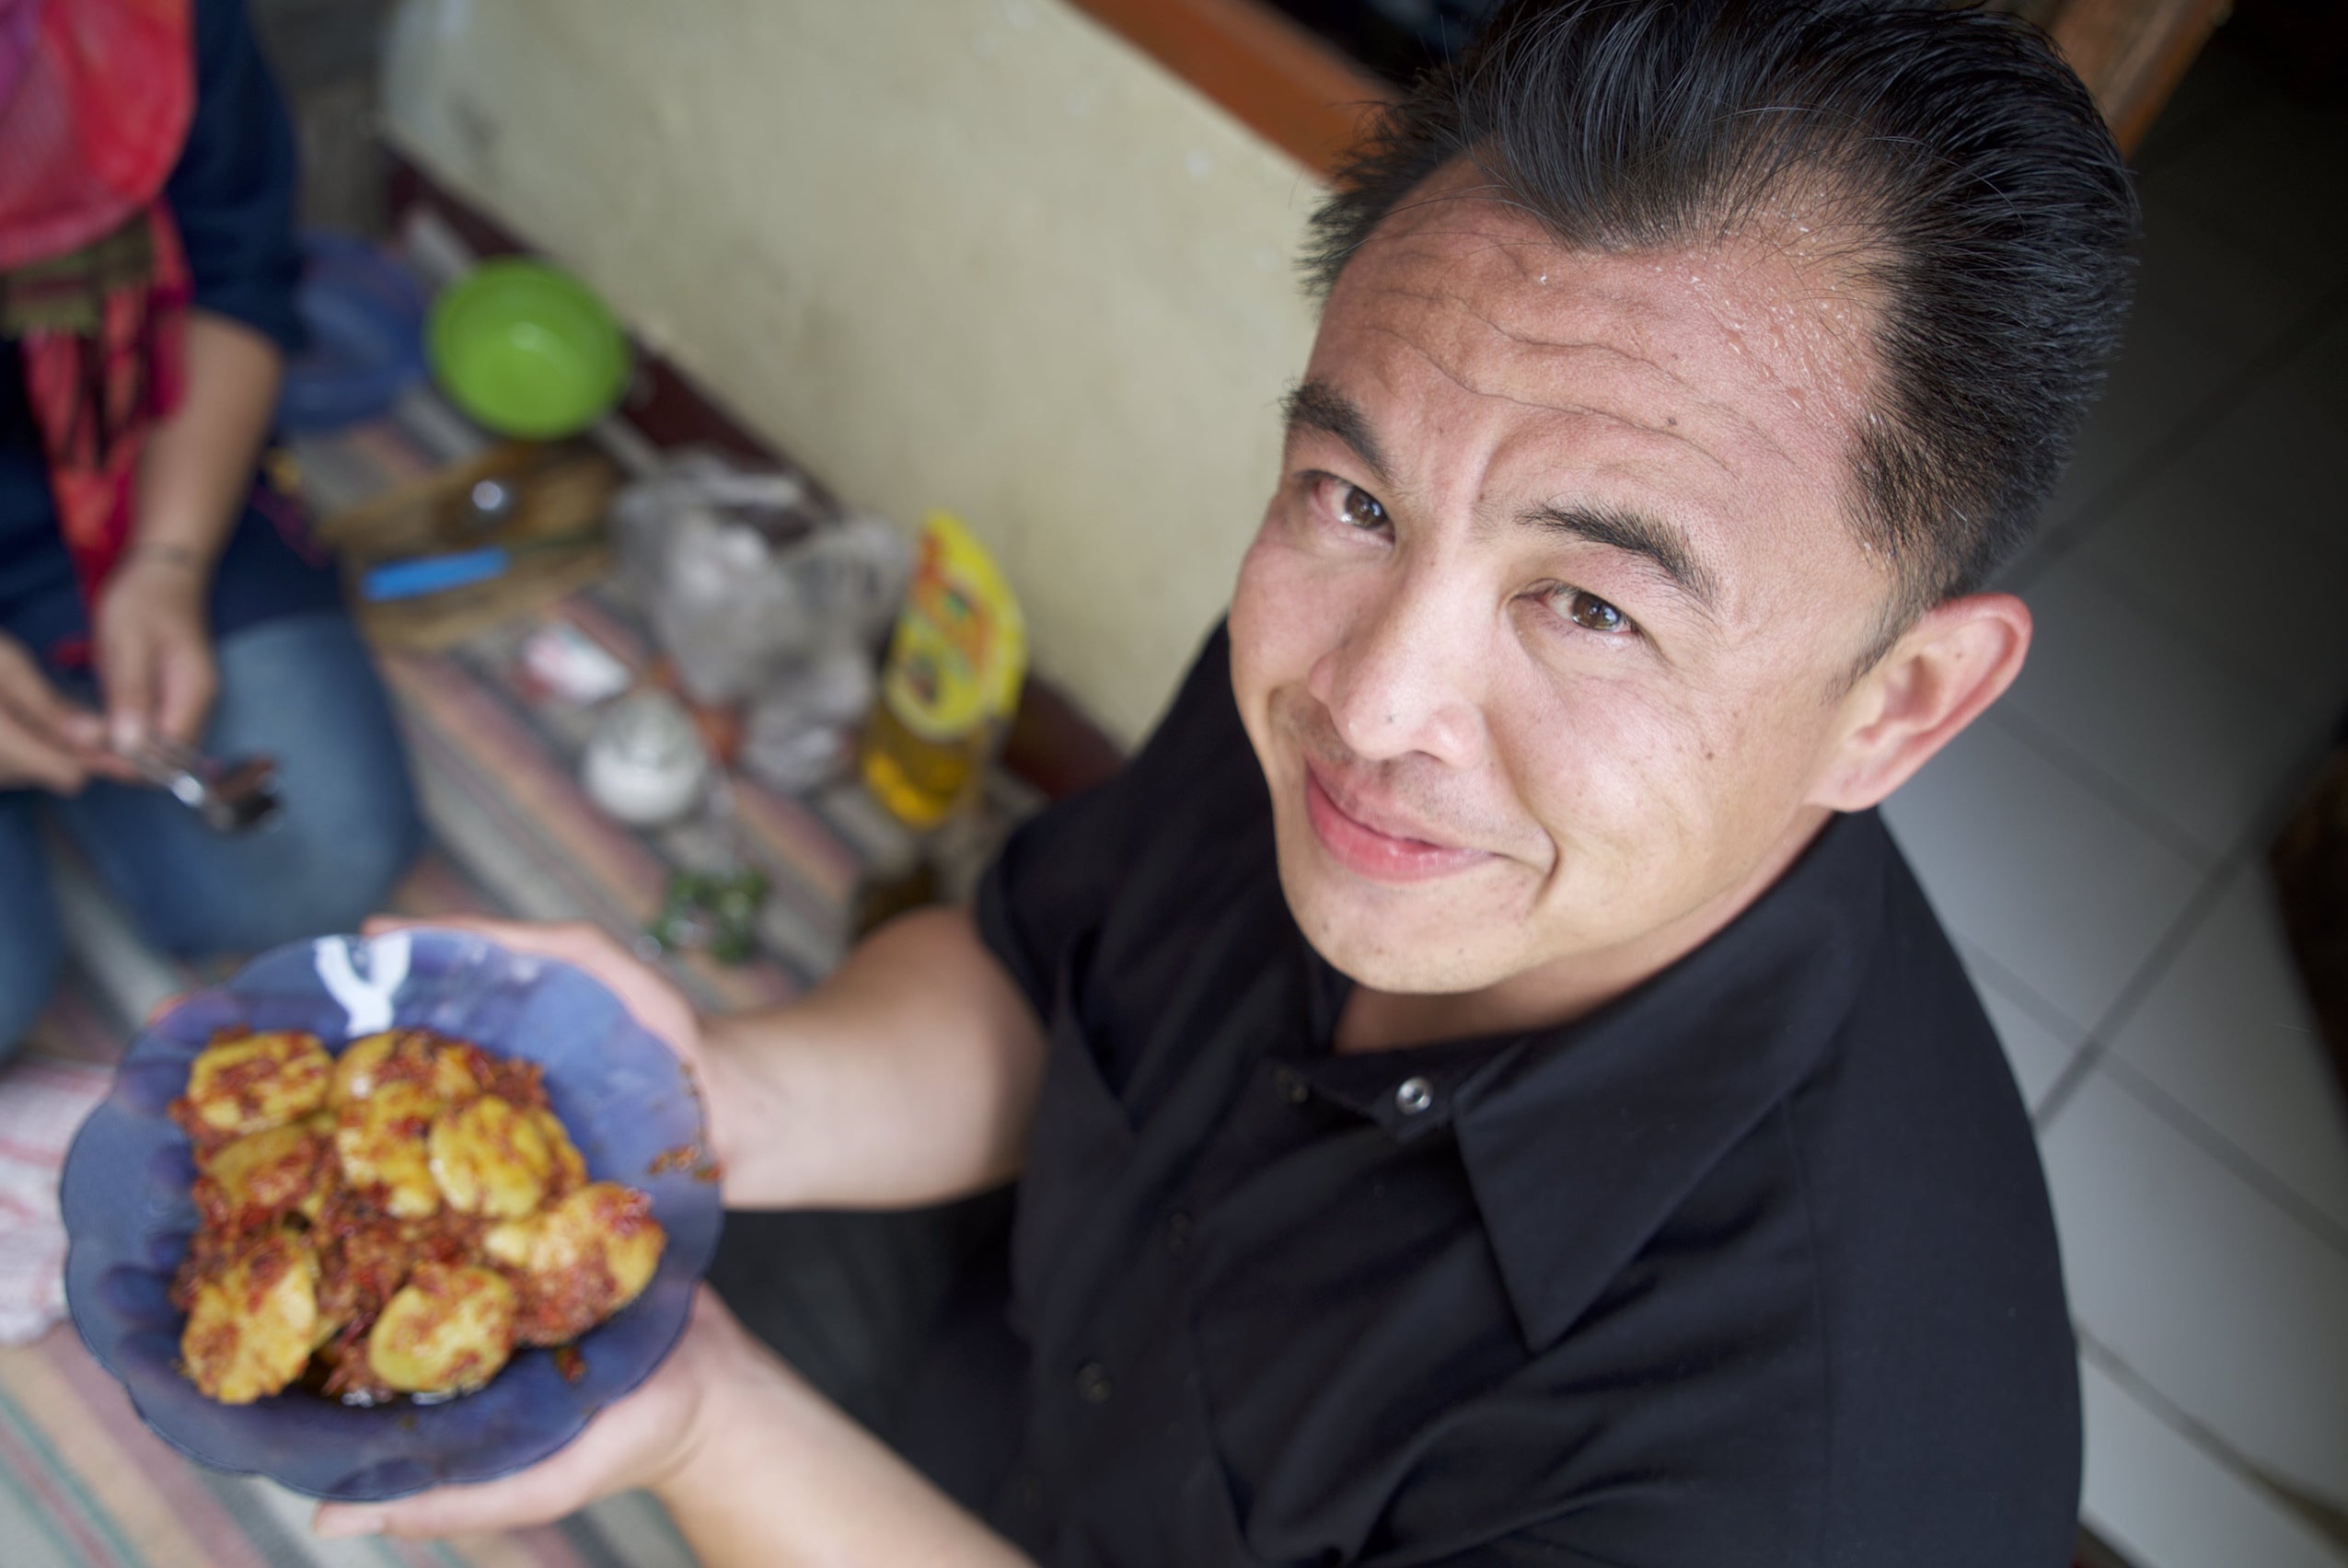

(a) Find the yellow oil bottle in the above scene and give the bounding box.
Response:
[859,512,1026,829]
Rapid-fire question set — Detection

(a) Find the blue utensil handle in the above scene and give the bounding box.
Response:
[361,547,512,601]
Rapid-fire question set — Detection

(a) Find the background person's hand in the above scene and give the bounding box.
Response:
[91,552,218,753]
[0,629,117,792]
[312,1284,752,1540]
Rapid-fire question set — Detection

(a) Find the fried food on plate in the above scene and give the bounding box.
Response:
[175,1031,333,1141]
[333,1078,444,1219]
[430,1095,559,1218]
[179,1229,321,1405]
[366,1262,518,1395]
[168,1026,667,1406]
[483,1182,665,1346]
[193,1122,332,1230]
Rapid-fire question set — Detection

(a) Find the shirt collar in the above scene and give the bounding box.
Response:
[1310,811,1891,1352]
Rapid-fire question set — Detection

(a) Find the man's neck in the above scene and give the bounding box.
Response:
[1333,805,1836,1054]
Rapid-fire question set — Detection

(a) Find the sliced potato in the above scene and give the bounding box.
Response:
[327,1030,403,1106]
[485,1182,665,1345]
[531,1107,587,1196]
[330,1030,485,1106]
[181,1032,332,1136]
[333,1078,441,1217]
[429,1096,555,1218]
[430,1041,489,1103]
[365,1262,516,1395]
[194,1123,330,1228]
[179,1230,319,1404]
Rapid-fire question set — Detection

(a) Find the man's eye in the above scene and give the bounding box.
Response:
[1335,483,1388,532]
[1556,588,1634,635]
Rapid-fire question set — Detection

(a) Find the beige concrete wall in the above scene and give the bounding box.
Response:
[381,0,1325,744]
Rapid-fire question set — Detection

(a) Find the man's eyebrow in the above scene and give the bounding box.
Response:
[1281,379,1392,488]
[1523,502,1721,611]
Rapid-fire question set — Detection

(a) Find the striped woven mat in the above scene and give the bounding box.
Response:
[1,882,700,1568]
[0,391,957,1563]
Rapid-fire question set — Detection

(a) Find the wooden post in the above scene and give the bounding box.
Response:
[1065,0,1394,176]
[2045,0,2237,153]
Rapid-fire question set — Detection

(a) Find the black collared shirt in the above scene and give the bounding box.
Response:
[972,626,2078,1567]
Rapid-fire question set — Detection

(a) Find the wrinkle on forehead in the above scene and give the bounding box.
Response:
[1358,317,1737,473]
[1318,192,1878,517]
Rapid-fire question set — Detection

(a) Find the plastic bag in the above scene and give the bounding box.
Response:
[613,451,909,709]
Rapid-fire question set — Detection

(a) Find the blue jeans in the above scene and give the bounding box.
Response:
[0,610,424,1052]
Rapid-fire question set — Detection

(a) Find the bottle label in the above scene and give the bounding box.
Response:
[877,513,1025,745]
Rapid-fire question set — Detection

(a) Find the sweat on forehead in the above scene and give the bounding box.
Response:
[1313,184,1883,528]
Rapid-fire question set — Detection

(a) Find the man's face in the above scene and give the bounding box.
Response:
[1230,190,1896,997]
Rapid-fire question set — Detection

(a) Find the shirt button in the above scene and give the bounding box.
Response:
[1274,1066,1310,1104]
[1014,1470,1045,1512]
[1395,1076,1434,1115]
[1075,1361,1114,1403]
[1165,1210,1193,1257]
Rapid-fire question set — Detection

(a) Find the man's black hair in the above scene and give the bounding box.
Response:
[1305,0,2139,636]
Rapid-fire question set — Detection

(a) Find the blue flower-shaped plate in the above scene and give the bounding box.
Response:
[61,928,723,1501]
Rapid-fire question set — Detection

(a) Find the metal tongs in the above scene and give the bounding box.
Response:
[121,735,283,835]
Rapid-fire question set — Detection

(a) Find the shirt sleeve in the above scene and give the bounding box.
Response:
[163,0,304,355]
[972,777,1135,1021]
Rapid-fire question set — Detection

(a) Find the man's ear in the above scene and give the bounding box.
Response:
[1812,593,2032,812]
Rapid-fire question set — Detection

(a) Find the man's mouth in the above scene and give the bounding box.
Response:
[1301,762,1496,884]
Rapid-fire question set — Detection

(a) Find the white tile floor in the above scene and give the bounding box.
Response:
[1878,30,2348,1567]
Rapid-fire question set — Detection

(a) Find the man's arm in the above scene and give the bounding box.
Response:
[380,905,1051,1211]
[313,908,1051,1550]
[706,903,1051,1207]
[318,1286,1034,1564]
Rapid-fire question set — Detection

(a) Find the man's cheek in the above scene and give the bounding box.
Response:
[1236,547,1348,686]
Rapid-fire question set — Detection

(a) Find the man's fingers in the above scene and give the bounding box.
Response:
[313,1464,570,1539]
[363,916,628,973]
[311,1380,637,1539]
[360,919,700,1082]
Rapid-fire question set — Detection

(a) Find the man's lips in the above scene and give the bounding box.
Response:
[1301,764,1495,884]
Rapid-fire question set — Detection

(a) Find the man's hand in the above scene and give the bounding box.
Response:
[313,1285,733,1539]
[313,1287,1034,1566]
[91,552,218,753]
[0,630,118,792]
[367,906,1045,1213]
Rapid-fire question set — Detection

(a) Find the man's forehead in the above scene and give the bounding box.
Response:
[1309,190,1874,499]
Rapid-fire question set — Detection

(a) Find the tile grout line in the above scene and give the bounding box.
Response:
[2034,851,2242,1126]
[2037,767,2348,1262]
[2058,555,2328,721]
[1962,937,2096,1048]
[1955,942,2103,1125]
[2098,1047,2348,1258]
[1987,705,2226,874]
[2078,1330,2348,1557]
[2008,288,2348,597]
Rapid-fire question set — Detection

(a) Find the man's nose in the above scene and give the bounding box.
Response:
[1307,568,1486,767]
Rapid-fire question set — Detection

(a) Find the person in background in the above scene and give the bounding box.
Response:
[0,0,421,1055]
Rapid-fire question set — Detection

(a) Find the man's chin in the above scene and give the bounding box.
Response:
[1278,870,1517,996]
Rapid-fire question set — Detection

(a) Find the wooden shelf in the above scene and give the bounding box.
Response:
[1073,0,2227,167]
[1066,0,1394,176]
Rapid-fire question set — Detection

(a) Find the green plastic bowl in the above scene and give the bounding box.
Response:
[427,259,630,439]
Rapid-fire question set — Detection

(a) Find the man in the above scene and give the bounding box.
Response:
[317,0,2134,1561]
